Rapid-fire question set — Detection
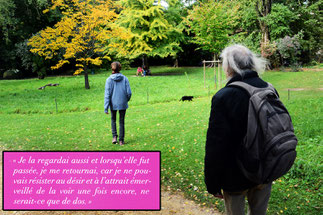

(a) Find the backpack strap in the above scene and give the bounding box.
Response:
[228,81,276,97]
[266,82,276,94]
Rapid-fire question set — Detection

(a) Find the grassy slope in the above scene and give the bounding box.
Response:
[0,67,322,214]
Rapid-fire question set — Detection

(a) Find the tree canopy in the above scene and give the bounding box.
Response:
[0,0,321,81]
[117,0,183,66]
[185,0,240,57]
[28,0,130,89]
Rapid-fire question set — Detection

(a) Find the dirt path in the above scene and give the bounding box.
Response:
[1,191,221,215]
[285,87,323,91]
[0,186,222,215]
[0,153,222,215]
[0,186,221,215]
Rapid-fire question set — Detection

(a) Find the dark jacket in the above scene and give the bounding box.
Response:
[204,70,274,194]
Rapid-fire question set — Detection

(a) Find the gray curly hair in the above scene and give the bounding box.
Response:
[220,44,267,77]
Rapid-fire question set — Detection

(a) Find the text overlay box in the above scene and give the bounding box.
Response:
[3,151,160,210]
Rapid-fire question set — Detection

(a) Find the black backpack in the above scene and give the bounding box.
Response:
[229,81,297,184]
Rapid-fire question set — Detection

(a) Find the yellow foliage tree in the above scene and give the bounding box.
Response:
[29,0,130,89]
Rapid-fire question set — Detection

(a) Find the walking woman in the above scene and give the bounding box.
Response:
[104,62,132,145]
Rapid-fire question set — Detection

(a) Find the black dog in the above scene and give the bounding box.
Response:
[180,96,194,101]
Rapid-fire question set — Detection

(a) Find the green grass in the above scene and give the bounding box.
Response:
[0,67,221,114]
[0,66,322,214]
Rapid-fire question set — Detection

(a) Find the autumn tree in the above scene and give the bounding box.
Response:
[117,0,183,68]
[185,0,240,59]
[29,0,129,89]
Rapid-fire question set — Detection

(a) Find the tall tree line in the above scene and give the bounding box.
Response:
[0,0,321,80]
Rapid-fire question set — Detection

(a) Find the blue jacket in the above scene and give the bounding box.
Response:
[104,73,132,112]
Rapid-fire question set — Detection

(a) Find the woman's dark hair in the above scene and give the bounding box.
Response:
[111,62,122,73]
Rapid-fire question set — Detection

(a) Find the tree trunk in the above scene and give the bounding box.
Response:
[84,66,90,89]
[255,0,272,57]
[260,23,270,57]
[174,58,178,67]
[142,55,149,69]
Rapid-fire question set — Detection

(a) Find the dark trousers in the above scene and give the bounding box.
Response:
[111,110,126,141]
[223,183,272,215]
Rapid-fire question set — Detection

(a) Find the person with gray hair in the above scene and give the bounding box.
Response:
[205,44,274,215]
[221,44,267,77]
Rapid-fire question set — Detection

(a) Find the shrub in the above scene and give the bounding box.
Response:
[3,69,22,79]
[276,33,303,71]
[118,58,132,70]
[262,42,281,69]
[15,40,47,79]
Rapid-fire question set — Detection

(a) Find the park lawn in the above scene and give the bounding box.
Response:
[0,66,322,214]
